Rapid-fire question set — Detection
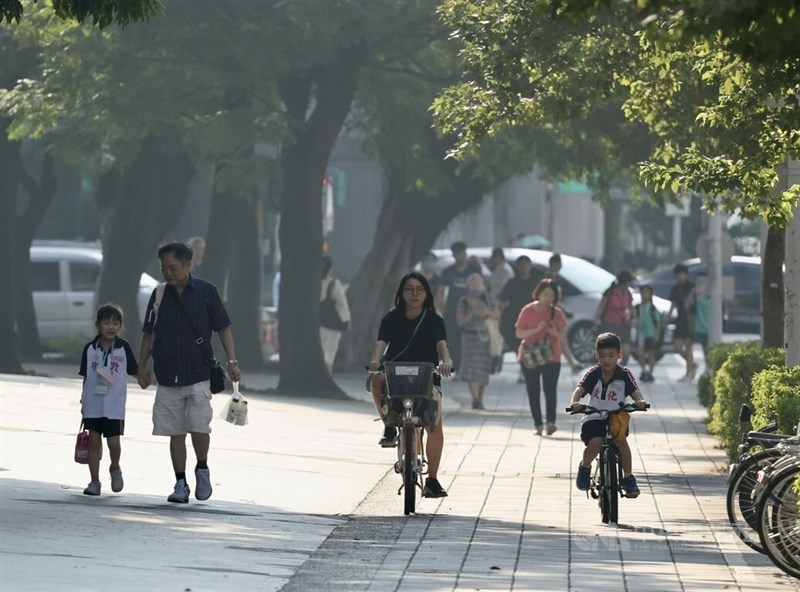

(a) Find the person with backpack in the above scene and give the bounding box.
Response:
[634,284,661,382]
[594,270,635,366]
[319,255,351,374]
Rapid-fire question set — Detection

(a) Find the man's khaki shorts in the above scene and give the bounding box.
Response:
[152,381,213,436]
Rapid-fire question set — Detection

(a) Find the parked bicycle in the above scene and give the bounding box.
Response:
[567,402,649,524]
[751,436,800,579]
[726,403,789,552]
[370,361,444,515]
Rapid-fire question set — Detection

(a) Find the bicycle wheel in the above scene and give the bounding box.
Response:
[402,428,416,516]
[605,451,619,525]
[757,464,800,579]
[726,448,783,552]
[597,452,611,524]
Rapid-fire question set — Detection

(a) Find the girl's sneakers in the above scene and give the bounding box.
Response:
[83,480,101,496]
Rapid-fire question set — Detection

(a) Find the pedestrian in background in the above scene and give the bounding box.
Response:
[320,255,351,374]
[437,241,472,370]
[79,304,139,496]
[497,255,538,383]
[594,270,635,366]
[668,263,696,381]
[634,284,661,382]
[487,247,513,295]
[137,242,241,504]
[187,236,206,277]
[546,253,582,373]
[516,278,567,436]
[456,273,499,410]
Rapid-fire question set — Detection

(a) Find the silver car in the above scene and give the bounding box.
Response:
[30,242,158,346]
[430,247,672,364]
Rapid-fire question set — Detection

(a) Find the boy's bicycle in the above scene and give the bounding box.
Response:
[567,402,649,524]
[372,362,442,516]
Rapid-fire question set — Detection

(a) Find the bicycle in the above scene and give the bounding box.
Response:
[567,402,649,524]
[753,437,800,579]
[371,361,443,516]
[725,403,789,552]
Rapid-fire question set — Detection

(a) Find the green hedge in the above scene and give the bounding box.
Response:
[697,341,756,408]
[751,365,800,435]
[708,342,784,459]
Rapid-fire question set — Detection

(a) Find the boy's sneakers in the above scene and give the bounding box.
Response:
[110,470,124,493]
[195,468,213,501]
[83,480,101,496]
[379,426,398,448]
[167,479,190,503]
[576,463,591,491]
[622,474,640,498]
[422,477,448,498]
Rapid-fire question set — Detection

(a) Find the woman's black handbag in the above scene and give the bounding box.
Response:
[320,279,349,331]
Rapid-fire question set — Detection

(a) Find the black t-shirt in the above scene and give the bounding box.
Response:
[378,308,447,365]
[440,264,472,319]
[669,281,695,318]
[498,276,538,334]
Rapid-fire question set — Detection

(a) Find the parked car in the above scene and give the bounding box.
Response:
[637,256,763,333]
[30,242,158,347]
[429,247,673,364]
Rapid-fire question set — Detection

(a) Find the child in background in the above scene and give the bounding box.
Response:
[634,285,661,382]
[79,304,139,496]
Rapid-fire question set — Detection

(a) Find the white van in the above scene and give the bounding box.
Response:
[30,242,158,345]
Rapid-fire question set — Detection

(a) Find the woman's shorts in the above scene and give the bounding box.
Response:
[83,417,124,438]
[152,381,213,436]
[580,419,628,444]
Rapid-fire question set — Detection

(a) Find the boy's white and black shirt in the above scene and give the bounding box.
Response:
[578,364,639,424]
[79,336,138,420]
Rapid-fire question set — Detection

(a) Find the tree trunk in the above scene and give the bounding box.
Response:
[0,125,57,368]
[762,225,785,348]
[202,185,236,294]
[95,144,195,352]
[14,152,58,358]
[275,49,363,398]
[338,162,492,372]
[0,126,23,374]
[224,194,263,371]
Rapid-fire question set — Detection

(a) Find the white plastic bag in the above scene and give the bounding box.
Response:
[219,382,248,426]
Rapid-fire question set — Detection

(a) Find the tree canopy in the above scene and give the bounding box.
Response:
[434,0,800,224]
[1,0,162,27]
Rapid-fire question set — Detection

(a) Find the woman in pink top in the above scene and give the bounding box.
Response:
[594,270,635,365]
[515,278,568,436]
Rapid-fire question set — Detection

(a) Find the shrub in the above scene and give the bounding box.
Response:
[751,365,800,435]
[708,342,784,460]
[698,341,756,408]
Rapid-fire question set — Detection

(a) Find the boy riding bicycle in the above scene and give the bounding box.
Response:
[570,332,647,497]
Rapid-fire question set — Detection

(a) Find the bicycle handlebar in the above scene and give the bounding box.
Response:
[364,364,455,374]
[565,403,650,415]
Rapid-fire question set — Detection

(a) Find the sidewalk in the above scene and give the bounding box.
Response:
[1,357,797,591]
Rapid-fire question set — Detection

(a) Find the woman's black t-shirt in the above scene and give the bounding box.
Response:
[378,308,447,365]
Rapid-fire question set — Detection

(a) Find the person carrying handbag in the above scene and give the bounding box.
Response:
[515,278,568,436]
[319,256,351,374]
[136,242,241,505]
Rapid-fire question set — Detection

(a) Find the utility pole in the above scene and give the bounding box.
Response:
[786,158,800,367]
[706,212,724,346]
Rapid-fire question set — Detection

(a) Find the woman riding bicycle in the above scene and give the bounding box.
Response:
[367,272,453,498]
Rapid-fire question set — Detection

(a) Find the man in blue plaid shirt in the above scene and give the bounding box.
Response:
[137,242,241,504]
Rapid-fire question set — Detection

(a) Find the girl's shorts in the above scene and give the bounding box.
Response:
[83,417,125,438]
